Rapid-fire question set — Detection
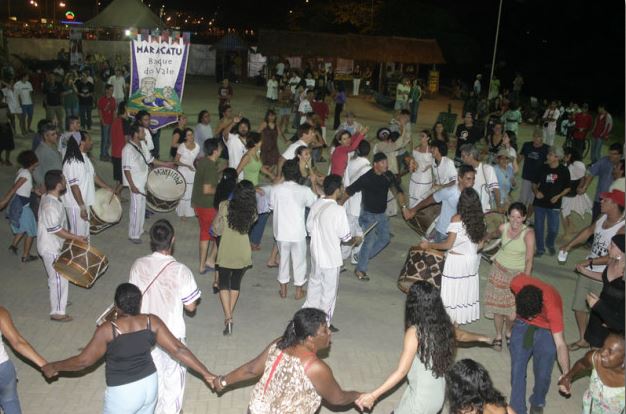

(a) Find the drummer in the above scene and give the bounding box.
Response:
[430,140,457,190]
[62,131,113,238]
[37,170,87,322]
[404,165,476,243]
[122,124,173,244]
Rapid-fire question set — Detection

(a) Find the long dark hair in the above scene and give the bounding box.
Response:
[446,359,507,414]
[213,168,238,209]
[405,281,455,378]
[227,180,257,234]
[63,131,86,164]
[277,308,327,350]
[179,127,194,144]
[458,188,485,244]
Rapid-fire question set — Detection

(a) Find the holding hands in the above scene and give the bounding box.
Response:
[355,392,376,410]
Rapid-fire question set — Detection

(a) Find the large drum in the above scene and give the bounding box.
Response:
[90,189,123,234]
[398,247,446,292]
[405,203,441,238]
[146,167,186,212]
[53,240,109,288]
[481,211,507,263]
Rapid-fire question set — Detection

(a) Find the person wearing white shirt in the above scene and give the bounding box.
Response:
[14,73,34,134]
[58,116,81,159]
[107,68,127,103]
[122,125,172,243]
[460,144,500,212]
[542,101,561,146]
[136,110,155,158]
[129,219,201,414]
[304,175,361,330]
[430,140,457,188]
[277,123,316,174]
[194,110,213,157]
[37,170,86,322]
[288,73,301,94]
[298,89,314,125]
[223,118,249,180]
[341,141,371,264]
[270,159,317,299]
[275,61,285,78]
[61,132,112,238]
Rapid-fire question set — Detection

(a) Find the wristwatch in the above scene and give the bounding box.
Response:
[219,376,227,388]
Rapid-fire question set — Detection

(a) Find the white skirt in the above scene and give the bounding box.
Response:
[408,173,432,208]
[175,181,195,217]
[440,252,480,325]
[561,194,593,218]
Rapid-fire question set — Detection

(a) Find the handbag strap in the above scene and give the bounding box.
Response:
[142,261,177,296]
[500,225,527,252]
[263,351,284,395]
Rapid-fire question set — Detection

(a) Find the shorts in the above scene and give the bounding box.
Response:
[194,207,217,241]
[572,273,603,312]
[21,104,33,117]
[111,157,122,182]
[519,179,535,205]
[217,266,247,291]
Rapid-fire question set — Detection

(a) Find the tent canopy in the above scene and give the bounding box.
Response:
[85,0,164,29]
[258,30,445,65]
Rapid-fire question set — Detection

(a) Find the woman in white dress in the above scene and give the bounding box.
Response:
[561,147,592,240]
[419,188,485,325]
[408,130,433,208]
[175,128,200,219]
[266,75,279,102]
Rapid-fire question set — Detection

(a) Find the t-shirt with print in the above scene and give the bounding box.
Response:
[454,124,482,159]
[532,164,570,209]
[520,142,549,182]
[191,158,218,208]
[74,79,94,106]
[510,274,564,334]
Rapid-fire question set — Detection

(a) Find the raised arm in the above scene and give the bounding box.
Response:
[356,326,418,410]
[0,307,47,368]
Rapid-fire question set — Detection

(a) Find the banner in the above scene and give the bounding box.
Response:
[69,28,83,65]
[128,33,190,130]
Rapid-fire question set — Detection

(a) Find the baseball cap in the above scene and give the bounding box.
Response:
[600,189,625,207]
[496,148,513,159]
[376,127,391,141]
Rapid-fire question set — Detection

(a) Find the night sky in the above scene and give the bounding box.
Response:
[5,0,625,112]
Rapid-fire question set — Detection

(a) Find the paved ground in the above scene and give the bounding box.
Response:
[0,78,602,413]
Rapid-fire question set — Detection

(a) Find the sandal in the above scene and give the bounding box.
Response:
[355,270,370,281]
[212,281,219,294]
[267,262,279,268]
[492,338,503,352]
[505,335,511,347]
[21,255,39,263]
[568,341,589,351]
[50,315,73,323]
[8,245,17,255]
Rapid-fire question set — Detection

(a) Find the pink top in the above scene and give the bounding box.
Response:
[330,132,365,176]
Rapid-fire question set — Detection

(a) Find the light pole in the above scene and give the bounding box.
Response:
[487,0,504,105]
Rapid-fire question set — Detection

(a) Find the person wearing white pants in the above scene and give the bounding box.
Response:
[304,175,361,331]
[270,159,318,299]
[62,131,112,238]
[37,169,86,322]
[352,65,361,96]
[122,125,172,243]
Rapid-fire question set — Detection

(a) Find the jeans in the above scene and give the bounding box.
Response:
[591,137,604,164]
[79,104,92,129]
[357,211,390,273]
[509,320,556,414]
[533,206,559,254]
[410,101,420,124]
[64,104,79,130]
[249,212,270,245]
[100,123,111,158]
[103,372,157,414]
[0,360,21,414]
[433,230,447,243]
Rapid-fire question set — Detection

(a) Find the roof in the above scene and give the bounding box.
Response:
[258,30,445,64]
[85,0,164,29]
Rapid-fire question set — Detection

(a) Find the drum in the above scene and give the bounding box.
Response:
[53,240,109,288]
[398,247,446,292]
[146,167,187,212]
[89,189,123,234]
[481,211,507,263]
[405,203,441,238]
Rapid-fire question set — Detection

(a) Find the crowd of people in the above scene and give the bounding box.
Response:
[0,60,623,414]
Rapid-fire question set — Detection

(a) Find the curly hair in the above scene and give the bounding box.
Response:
[213,168,238,209]
[405,281,456,378]
[515,285,543,320]
[457,188,485,244]
[227,180,257,234]
[446,359,507,414]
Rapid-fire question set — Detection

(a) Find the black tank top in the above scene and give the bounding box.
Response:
[105,316,157,387]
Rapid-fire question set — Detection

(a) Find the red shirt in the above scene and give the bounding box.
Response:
[97,96,116,125]
[510,274,564,334]
[311,101,329,123]
[572,112,593,140]
[110,117,126,158]
[330,132,365,176]
[592,113,613,140]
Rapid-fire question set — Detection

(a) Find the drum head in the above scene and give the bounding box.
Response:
[53,240,109,289]
[92,189,122,223]
[147,167,186,201]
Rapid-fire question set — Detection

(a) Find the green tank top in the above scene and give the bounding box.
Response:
[493,223,528,270]
[243,154,262,186]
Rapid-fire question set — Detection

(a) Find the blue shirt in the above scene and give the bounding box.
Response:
[589,156,614,202]
[433,184,461,235]
[495,164,514,205]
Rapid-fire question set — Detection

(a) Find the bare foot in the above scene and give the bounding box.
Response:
[279,284,287,299]
[294,287,306,300]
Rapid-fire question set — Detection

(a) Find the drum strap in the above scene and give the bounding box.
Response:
[130,142,150,166]
[142,261,177,296]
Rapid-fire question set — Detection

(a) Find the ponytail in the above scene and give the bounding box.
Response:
[277,308,327,350]
[277,320,298,349]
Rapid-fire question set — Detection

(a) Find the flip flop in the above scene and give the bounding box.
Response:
[50,315,73,323]
[568,341,589,351]
[199,266,216,275]
[267,263,279,268]
[492,338,503,352]
[355,271,370,281]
